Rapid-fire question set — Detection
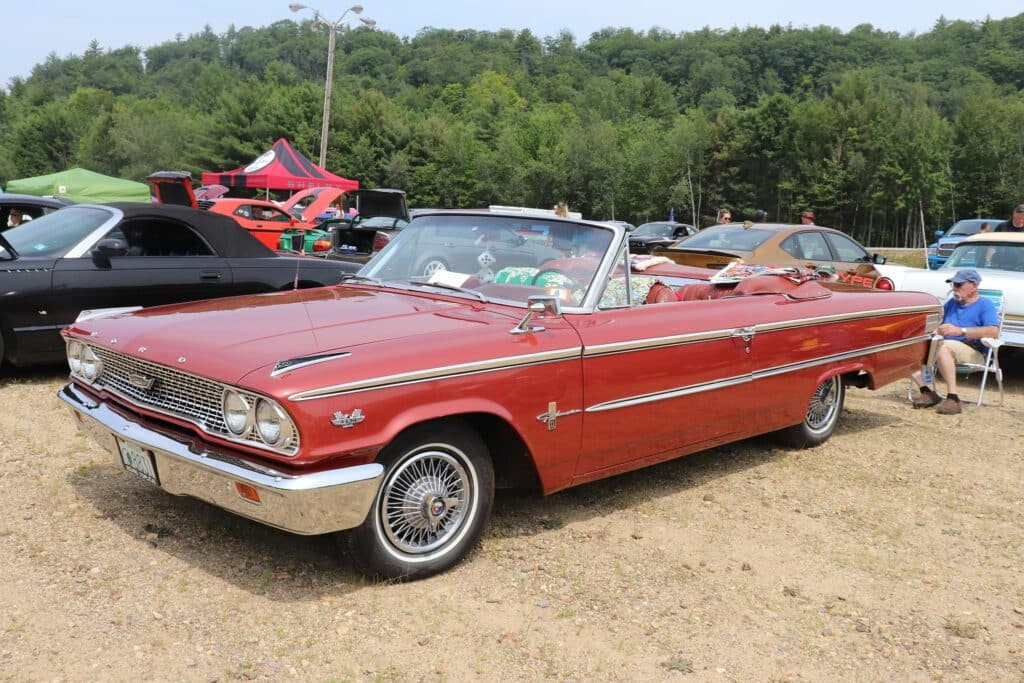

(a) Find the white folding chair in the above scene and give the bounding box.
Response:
[957,288,1006,406]
[909,289,1005,406]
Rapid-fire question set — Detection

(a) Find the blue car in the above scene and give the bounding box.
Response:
[927,218,1001,269]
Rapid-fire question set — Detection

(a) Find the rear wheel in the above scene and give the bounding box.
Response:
[418,257,449,278]
[775,375,845,448]
[341,421,494,580]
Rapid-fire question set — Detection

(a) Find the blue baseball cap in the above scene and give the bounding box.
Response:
[946,269,981,284]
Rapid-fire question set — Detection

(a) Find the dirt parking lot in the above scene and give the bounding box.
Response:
[1,358,1023,681]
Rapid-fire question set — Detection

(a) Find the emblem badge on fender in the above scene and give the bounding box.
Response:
[128,372,156,391]
[331,408,365,428]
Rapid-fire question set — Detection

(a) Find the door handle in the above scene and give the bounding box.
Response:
[200,270,223,280]
[732,327,755,342]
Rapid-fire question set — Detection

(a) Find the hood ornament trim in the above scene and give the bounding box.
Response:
[272,352,351,377]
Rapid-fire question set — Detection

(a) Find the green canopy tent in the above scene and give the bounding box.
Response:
[6,168,150,203]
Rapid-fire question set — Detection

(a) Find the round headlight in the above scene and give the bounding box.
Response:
[67,341,83,374]
[81,346,102,380]
[255,399,294,446]
[223,391,252,435]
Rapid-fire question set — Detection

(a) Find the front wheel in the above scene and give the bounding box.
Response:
[774,375,845,448]
[340,421,494,580]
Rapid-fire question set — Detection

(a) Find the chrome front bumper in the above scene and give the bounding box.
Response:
[60,383,383,536]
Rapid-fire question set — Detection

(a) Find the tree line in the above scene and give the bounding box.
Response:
[1,14,1023,246]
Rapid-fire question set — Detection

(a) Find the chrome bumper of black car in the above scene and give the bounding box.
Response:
[59,383,383,536]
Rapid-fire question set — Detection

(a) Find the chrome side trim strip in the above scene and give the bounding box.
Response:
[750,335,929,381]
[588,374,750,413]
[585,334,930,414]
[750,304,939,333]
[583,304,939,357]
[585,328,733,356]
[289,346,584,401]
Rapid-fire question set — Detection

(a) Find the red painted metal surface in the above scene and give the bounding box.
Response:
[64,280,939,496]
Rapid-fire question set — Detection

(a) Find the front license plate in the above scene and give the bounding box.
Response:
[118,439,159,485]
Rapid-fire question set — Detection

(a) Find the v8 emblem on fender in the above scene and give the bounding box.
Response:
[331,408,365,428]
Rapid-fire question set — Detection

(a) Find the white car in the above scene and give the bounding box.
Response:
[894,232,1024,347]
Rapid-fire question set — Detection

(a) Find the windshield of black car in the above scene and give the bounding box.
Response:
[359,214,614,307]
[633,223,674,237]
[674,225,774,251]
[0,206,112,258]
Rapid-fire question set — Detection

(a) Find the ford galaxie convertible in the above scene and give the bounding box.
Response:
[59,210,942,579]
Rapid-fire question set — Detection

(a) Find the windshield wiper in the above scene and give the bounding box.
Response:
[406,279,487,301]
[339,274,383,286]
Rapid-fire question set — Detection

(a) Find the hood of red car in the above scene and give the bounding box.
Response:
[282,187,345,222]
[68,286,510,385]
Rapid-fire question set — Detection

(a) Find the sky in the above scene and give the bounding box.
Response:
[4,1,1022,87]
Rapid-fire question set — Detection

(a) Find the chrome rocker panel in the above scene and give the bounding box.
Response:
[59,383,383,536]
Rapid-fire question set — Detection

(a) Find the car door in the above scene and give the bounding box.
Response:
[568,293,757,479]
[49,216,235,324]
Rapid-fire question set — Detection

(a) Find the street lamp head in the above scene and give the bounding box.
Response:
[288,3,307,11]
[359,17,376,27]
[349,5,364,13]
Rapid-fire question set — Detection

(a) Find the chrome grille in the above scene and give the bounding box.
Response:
[937,245,956,257]
[92,348,229,435]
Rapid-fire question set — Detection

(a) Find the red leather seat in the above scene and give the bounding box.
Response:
[644,281,679,304]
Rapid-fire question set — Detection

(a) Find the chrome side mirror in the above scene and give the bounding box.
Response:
[510,295,562,335]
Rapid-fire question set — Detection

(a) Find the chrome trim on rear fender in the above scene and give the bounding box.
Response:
[59,383,382,535]
[586,334,931,413]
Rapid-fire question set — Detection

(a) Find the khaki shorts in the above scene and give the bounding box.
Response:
[943,339,985,365]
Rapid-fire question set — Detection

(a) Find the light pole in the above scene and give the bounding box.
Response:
[289,3,375,168]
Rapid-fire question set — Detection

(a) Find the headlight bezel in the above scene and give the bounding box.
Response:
[221,389,299,455]
[255,399,295,448]
[67,340,83,375]
[222,390,254,436]
[80,345,103,381]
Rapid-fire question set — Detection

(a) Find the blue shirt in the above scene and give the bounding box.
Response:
[942,296,999,351]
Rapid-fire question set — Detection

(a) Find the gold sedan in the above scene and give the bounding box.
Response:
[654,222,895,289]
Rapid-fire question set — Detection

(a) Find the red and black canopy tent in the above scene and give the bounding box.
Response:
[201,138,359,192]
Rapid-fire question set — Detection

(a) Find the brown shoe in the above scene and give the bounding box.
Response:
[912,391,942,408]
[936,397,962,415]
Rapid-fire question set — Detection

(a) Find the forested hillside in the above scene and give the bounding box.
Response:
[2,14,1023,246]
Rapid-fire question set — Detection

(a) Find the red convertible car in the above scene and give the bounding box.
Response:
[59,210,941,580]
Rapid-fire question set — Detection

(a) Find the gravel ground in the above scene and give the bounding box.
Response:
[1,357,1023,682]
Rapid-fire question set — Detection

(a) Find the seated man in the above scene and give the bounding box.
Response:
[910,269,999,415]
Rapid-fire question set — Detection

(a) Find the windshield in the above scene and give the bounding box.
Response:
[634,222,674,237]
[360,214,615,307]
[947,219,994,237]
[0,206,112,258]
[672,225,774,251]
[947,241,1024,272]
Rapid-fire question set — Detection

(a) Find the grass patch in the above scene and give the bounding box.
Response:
[661,654,695,673]
[943,616,979,639]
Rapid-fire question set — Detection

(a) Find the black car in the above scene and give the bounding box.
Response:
[628,221,698,253]
[325,188,411,263]
[1,193,73,230]
[0,203,359,368]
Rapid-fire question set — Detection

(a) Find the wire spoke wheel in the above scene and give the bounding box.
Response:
[343,422,494,580]
[805,375,841,434]
[775,375,845,449]
[380,449,471,555]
